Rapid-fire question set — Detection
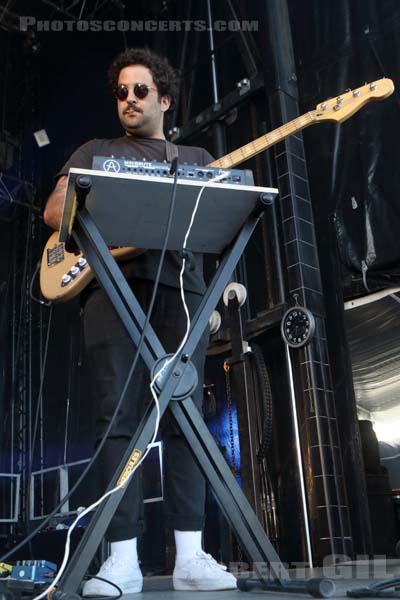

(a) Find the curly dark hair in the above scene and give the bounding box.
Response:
[108,47,178,111]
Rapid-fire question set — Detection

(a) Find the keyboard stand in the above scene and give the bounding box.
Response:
[52,170,334,598]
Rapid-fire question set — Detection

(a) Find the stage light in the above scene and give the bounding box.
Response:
[33,129,50,148]
[372,404,400,444]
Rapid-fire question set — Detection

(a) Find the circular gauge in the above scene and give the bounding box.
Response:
[281,306,316,348]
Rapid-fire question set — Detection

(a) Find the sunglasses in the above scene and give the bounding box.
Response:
[114,83,158,101]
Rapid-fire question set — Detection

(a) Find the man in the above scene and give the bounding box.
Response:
[44,47,237,595]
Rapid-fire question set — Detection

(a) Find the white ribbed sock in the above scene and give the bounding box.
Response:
[110,537,139,565]
[174,530,202,564]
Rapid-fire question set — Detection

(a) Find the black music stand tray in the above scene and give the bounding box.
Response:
[53,168,334,599]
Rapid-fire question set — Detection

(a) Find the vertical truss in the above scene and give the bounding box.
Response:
[0,32,47,542]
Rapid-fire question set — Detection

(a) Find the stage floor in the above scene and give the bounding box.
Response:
[132,559,400,599]
[4,560,400,599]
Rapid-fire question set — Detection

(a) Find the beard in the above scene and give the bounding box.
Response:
[120,110,144,134]
[120,111,158,138]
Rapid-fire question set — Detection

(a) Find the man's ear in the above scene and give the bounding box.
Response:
[160,95,171,112]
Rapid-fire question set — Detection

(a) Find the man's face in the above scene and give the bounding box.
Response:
[116,65,170,138]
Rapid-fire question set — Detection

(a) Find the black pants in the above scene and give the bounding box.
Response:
[83,279,209,542]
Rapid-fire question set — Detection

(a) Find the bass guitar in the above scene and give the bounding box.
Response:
[40,234,141,303]
[40,78,394,302]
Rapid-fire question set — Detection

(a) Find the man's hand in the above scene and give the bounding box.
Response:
[43,176,68,231]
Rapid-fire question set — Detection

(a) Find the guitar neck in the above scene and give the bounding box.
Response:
[208,111,316,169]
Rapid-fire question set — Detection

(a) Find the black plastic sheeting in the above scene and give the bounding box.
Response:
[344,293,400,413]
[289,0,400,298]
[345,292,400,487]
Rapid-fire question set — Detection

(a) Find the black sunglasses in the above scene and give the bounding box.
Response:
[114,83,157,101]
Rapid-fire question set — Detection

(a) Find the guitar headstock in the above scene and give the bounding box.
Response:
[313,78,394,123]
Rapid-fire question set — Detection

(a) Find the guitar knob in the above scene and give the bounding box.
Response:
[336,96,344,103]
[61,274,72,286]
[70,266,80,277]
[77,257,87,268]
[352,89,360,97]
[320,103,327,110]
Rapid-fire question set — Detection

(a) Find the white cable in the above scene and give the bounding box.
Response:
[175,172,230,356]
[150,172,230,382]
[33,170,229,600]
[33,393,160,600]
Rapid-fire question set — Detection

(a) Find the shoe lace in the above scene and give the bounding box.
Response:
[99,553,141,576]
[194,551,228,572]
[100,555,118,573]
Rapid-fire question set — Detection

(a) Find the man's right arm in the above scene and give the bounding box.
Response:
[43,175,68,231]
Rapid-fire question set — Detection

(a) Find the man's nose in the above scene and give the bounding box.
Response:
[127,87,137,102]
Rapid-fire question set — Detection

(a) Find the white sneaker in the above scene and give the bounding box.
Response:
[173,550,237,591]
[82,553,143,597]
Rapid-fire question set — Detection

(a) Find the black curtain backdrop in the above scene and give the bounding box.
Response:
[289,0,400,296]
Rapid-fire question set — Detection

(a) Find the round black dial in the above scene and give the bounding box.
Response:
[281,307,315,348]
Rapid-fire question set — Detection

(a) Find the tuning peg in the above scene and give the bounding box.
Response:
[352,89,360,97]
[369,82,377,90]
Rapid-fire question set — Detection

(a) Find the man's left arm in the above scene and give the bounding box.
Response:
[43,176,68,231]
[43,140,96,230]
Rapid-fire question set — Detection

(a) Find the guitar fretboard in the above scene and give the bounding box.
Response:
[209,111,316,169]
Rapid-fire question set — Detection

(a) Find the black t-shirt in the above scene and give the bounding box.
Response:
[57,136,214,294]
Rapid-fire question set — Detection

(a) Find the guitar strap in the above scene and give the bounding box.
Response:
[165,140,179,162]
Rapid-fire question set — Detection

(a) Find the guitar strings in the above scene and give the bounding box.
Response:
[213,112,315,168]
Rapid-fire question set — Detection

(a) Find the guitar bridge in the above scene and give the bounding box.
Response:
[47,244,65,267]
